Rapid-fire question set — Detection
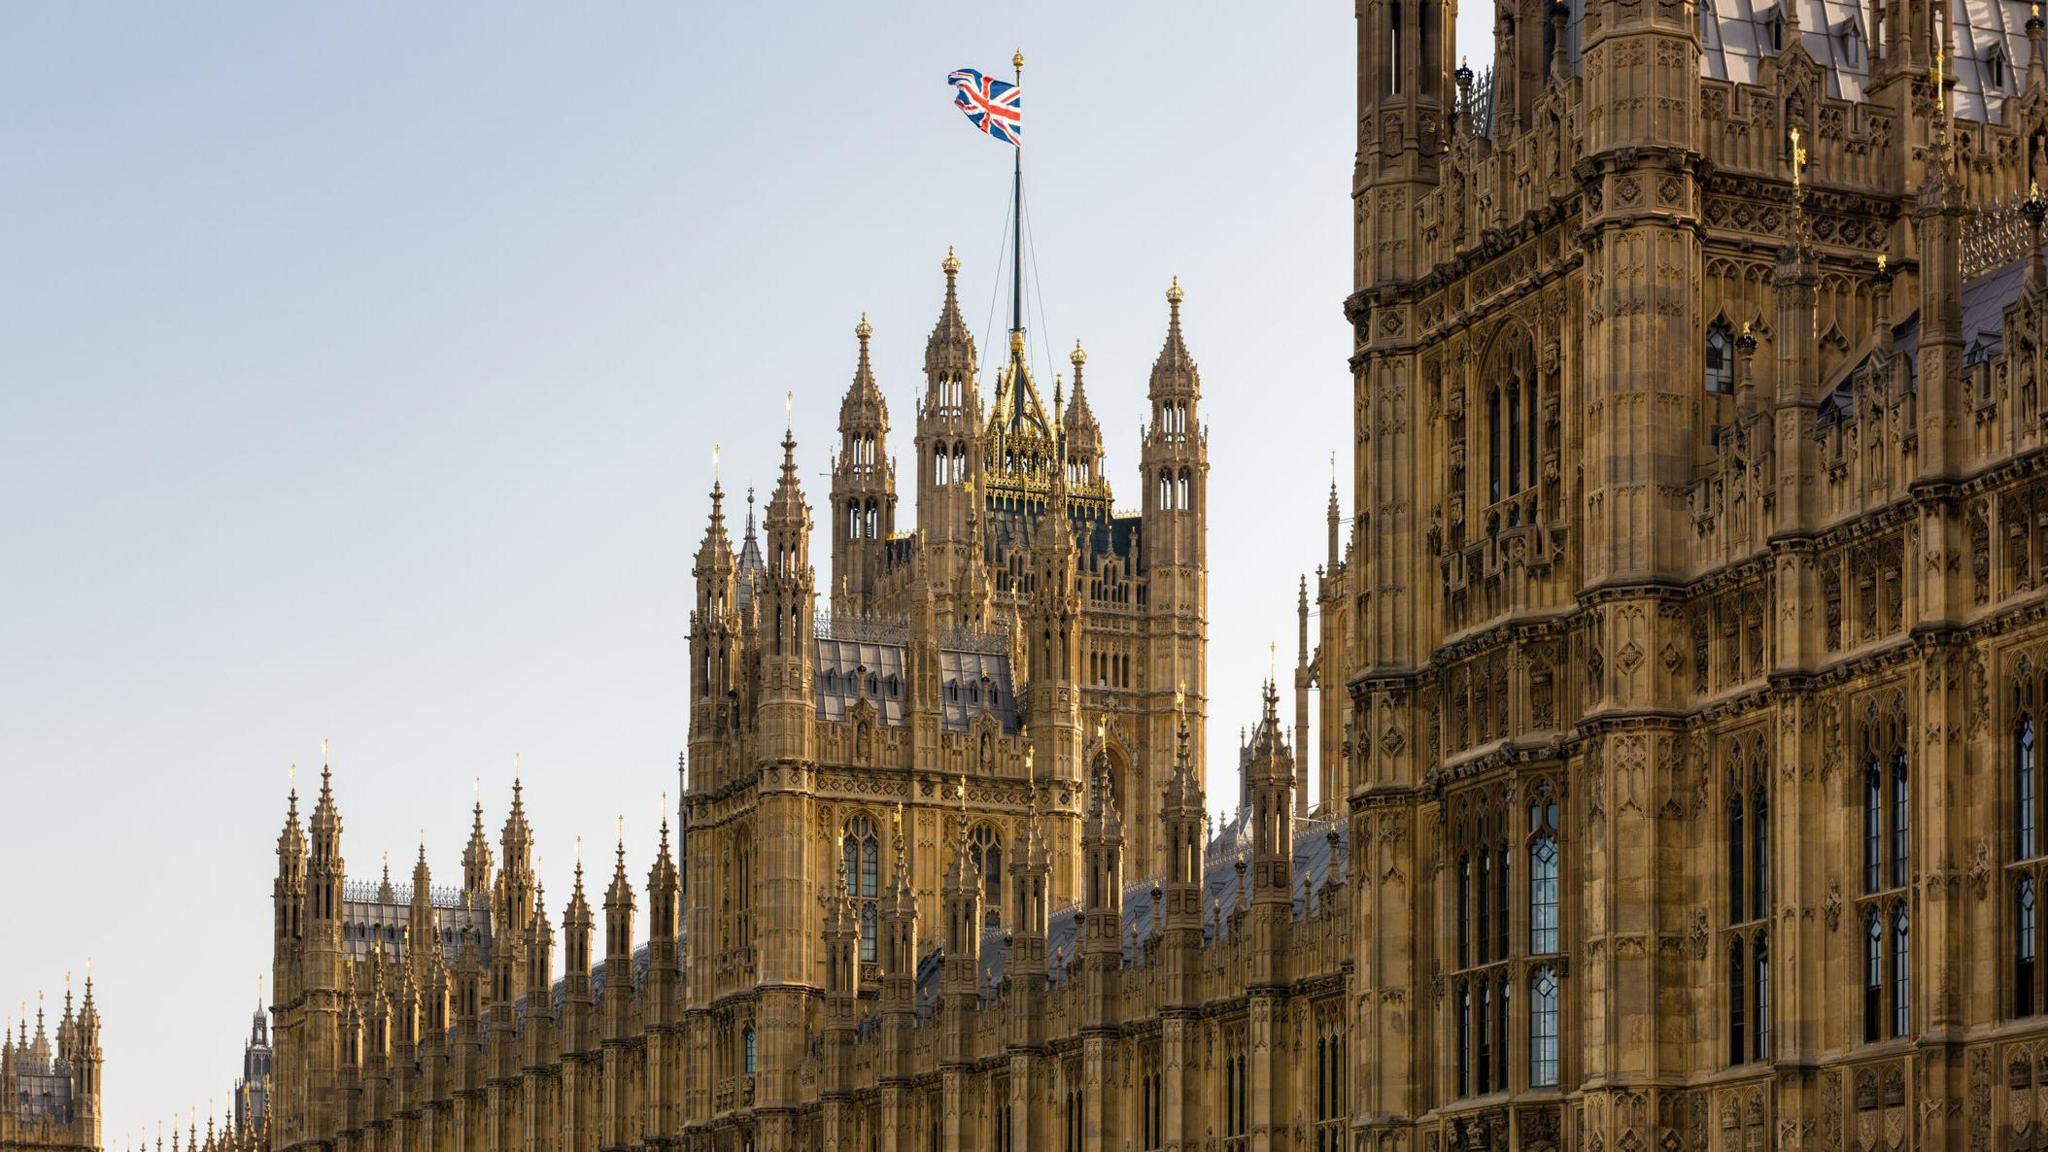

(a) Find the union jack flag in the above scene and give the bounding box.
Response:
[948,68,1021,146]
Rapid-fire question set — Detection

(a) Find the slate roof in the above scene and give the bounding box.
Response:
[813,639,1018,732]
[1816,249,2028,433]
[1529,0,2035,117]
[919,813,1350,1008]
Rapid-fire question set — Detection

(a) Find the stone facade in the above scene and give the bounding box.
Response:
[1334,0,2048,1147]
[256,0,2048,1147]
[270,253,1362,1152]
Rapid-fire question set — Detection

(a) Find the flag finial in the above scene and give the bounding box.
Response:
[1013,49,1024,71]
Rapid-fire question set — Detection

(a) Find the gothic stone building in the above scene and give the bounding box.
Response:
[2,980,102,1152]
[266,256,1363,1152]
[261,0,2048,1144]
[1325,0,2048,1142]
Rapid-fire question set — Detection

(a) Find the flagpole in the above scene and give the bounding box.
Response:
[1010,49,1024,354]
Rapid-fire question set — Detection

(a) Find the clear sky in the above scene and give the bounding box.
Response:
[0,3,1489,1142]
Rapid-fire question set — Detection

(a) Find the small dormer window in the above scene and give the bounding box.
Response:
[1988,48,2007,89]
[1765,9,1785,52]
[1839,17,1863,66]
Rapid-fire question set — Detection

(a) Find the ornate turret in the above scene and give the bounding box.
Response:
[1247,678,1295,906]
[1010,745,1053,970]
[1160,689,1207,938]
[914,249,983,605]
[1140,278,1208,788]
[1059,340,1104,490]
[592,832,633,1043]
[274,782,307,973]
[647,813,681,971]
[520,879,554,1071]
[461,792,492,901]
[558,853,595,1057]
[832,314,896,613]
[308,765,345,932]
[878,808,919,1020]
[940,779,983,1000]
[71,977,101,1144]
[759,414,817,763]
[408,842,436,979]
[1080,735,1126,958]
[562,854,593,980]
[691,467,745,750]
[819,853,860,1105]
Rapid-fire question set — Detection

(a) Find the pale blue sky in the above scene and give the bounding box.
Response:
[0,3,1490,1141]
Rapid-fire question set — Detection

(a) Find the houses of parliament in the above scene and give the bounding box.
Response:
[31,0,2048,1145]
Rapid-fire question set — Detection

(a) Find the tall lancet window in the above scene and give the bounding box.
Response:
[969,824,1003,928]
[843,815,881,963]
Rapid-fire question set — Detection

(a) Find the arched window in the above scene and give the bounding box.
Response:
[1727,785,1746,923]
[2019,876,2038,1017]
[1891,747,1911,889]
[1529,966,1559,1087]
[1863,908,1884,1043]
[1487,385,1503,504]
[1492,976,1508,1089]
[1480,327,1545,526]
[1752,782,1770,920]
[1506,378,1523,500]
[1727,938,1746,1065]
[1475,980,1494,1094]
[1529,793,1559,954]
[743,1027,756,1076]
[969,824,1003,926]
[1753,933,1771,1062]
[2018,715,2037,859]
[1863,755,1883,894]
[1456,982,1471,1096]
[1891,904,1911,1038]
[1457,854,1472,967]
[1705,319,1734,394]
[1493,844,1510,960]
[1476,851,1491,964]
[843,816,881,963]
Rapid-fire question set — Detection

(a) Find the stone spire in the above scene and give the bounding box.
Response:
[1081,728,1126,957]
[409,840,436,973]
[647,809,681,969]
[924,246,976,379]
[563,850,593,980]
[1060,340,1103,475]
[1148,277,1199,398]
[879,806,919,1017]
[833,313,897,612]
